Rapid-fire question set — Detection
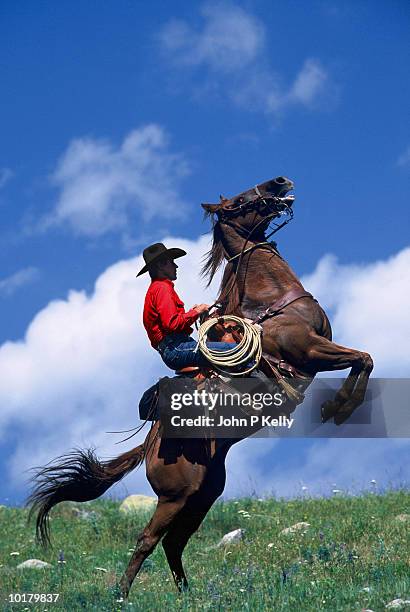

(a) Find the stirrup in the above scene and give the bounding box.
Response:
[175,366,201,375]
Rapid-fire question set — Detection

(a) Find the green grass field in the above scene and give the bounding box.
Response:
[0,491,409,611]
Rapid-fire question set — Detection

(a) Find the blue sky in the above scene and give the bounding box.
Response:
[0,1,409,505]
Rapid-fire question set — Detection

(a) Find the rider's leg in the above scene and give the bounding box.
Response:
[160,339,237,370]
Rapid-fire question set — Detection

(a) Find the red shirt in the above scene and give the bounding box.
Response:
[143,278,200,348]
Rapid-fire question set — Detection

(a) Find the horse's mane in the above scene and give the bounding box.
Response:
[201,213,241,314]
[201,216,225,286]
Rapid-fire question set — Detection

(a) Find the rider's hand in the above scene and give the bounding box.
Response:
[193,303,210,314]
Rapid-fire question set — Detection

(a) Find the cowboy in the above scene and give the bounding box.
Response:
[137,242,236,371]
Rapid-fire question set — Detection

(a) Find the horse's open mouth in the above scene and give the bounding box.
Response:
[265,176,294,201]
[277,194,295,209]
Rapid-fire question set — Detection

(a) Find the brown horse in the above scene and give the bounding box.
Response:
[201,175,373,419]
[28,176,373,598]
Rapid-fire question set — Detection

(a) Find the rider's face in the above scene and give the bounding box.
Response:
[158,258,178,280]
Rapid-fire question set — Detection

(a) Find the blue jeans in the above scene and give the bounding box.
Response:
[157,334,238,371]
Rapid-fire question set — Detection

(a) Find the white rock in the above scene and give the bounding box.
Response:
[72,508,97,520]
[395,514,410,522]
[17,559,52,570]
[119,495,156,514]
[281,522,311,535]
[386,599,410,609]
[217,528,244,547]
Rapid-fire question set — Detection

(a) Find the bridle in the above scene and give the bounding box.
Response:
[211,186,295,310]
[217,185,294,222]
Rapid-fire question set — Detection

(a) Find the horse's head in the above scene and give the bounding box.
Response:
[201,176,295,235]
[201,176,295,285]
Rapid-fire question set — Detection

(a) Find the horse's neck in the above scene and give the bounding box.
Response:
[220,223,304,313]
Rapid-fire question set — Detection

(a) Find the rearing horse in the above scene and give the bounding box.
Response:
[28,176,373,598]
[201,175,373,421]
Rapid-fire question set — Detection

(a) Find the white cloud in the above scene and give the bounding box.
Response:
[40,124,189,238]
[0,167,13,189]
[161,5,264,73]
[159,3,330,115]
[226,437,409,499]
[0,267,40,297]
[288,59,328,106]
[397,145,410,168]
[0,239,408,501]
[227,242,410,497]
[0,235,218,496]
[301,248,410,376]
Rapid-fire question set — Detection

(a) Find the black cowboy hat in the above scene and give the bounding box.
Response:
[136,242,187,277]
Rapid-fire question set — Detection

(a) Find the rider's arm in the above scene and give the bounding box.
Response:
[154,283,200,333]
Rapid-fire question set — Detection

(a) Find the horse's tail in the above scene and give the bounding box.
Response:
[27,444,145,547]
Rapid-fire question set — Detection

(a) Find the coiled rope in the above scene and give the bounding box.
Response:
[195,316,262,376]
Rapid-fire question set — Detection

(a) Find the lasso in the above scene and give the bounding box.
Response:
[195,316,262,376]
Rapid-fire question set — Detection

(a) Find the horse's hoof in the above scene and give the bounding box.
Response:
[334,413,348,426]
[321,400,336,423]
[111,582,128,602]
[177,581,189,594]
[118,578,130,600]
[334,405,356,426]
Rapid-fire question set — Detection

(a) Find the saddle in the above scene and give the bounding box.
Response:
[139,367,212,421]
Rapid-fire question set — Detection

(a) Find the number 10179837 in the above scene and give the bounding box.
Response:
[8,593,60,603]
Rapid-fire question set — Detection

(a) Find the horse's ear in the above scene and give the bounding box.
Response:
[201,203,221,213]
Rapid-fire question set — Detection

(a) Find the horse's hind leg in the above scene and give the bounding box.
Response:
[333,363,374,425]
[162,507,208,591]
[162,454,228,591]
[303,335,373,423]
[119,498,188,598]
[320,369,360,422]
